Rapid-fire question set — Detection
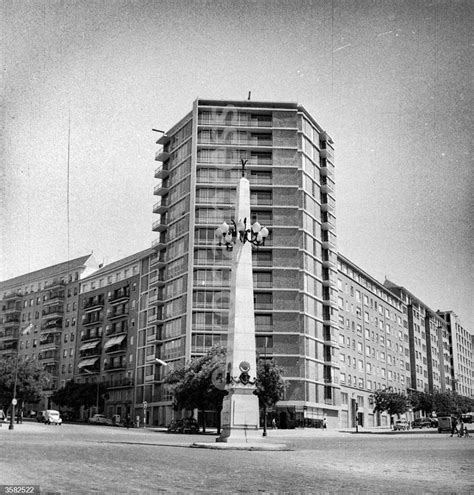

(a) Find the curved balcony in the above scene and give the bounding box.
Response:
[155,150,170,162]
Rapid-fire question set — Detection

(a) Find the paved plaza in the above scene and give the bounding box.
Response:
[0,422,473,494]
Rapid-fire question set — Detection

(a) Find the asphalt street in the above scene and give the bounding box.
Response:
[0,422,473,494]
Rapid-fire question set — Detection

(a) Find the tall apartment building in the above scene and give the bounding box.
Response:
[384,280,453,394]
[437,311,473,398]
[151,99,339,427]
[337,255,409,428]
[0,255,98,408]
[74,249,153,421]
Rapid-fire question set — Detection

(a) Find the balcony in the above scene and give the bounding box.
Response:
[84,297,105,310]
[320,182,335,195]
[109,288,129,303]
[321,240,336,251]
[156,134,169,145]
[151,240,167,253]
[104,334,126,353]
[152,219,168,232]
[153,198,169,214]
[3,318,20,328]
[79,340,101,357]
[3,305,21,315]
[3,292,22,300]
[319,158,335,178]
[155,150,170,162]
[197,117,272,128]
[319,147,334,162]
[154,184,169,196]
[154,165,170,179]
[82,315,103,326]
[105,362,127,371]
[38,351,60,363]
[107,309,129,321]
[44,280,66,290]
[78,357,100,371]
[103,378,134,388]
[42,305,64,319]
[41,319,63,332]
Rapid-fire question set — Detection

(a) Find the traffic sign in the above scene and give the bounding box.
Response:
[11,398,17,406]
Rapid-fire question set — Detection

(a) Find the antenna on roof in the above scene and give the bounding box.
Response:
[248,91,251,100]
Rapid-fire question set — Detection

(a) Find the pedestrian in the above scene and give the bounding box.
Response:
[323,417,327,430]
[450,416,458,437]
[272,418,277,429]
[457,418,464,438]
[463,423,470,438]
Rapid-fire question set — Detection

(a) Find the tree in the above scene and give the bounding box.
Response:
[51,380,108,417]
[409,390,434,416]
[165,346,287,435]
[164,346,228,433]
[0,357,51,412]
[432,390,473,416]
[254,360,286,436]
[372,389,409,417]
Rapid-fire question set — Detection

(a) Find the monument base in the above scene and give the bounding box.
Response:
[216,387,259,443]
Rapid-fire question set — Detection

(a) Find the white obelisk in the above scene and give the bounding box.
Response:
[217,172,260,443]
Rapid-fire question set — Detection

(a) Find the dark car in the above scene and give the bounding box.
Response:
[411,418,432,429]
[167,418,199,434]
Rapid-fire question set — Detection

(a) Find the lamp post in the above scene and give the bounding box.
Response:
[84,368,99,415]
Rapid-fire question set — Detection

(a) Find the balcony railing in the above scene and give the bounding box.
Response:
[198,118,272,127]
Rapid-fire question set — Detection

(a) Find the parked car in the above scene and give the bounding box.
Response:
[411,418,432,429]
[393,419,410,431]
[167,418,200,434]
[88,414,113,425]
[42,410,62,425]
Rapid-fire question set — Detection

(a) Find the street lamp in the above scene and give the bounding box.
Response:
[84,368,99,415]
[214,161,269,251]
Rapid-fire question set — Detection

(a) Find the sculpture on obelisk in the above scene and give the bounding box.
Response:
[215,160,269,443]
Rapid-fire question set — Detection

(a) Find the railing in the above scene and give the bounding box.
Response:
[198,118,272,127]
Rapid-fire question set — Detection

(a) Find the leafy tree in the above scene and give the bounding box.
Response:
[51,380,108,417]
[0,357,51,412]
[255,360,286,435]
[409,390,433,416]
[372,389,409,417]
[164,346,227,433]
[164,346,286,434]
[432,390,473,416]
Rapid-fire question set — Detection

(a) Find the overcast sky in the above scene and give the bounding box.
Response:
[2,0,473,329]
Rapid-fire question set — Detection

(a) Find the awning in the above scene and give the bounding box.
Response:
[80,341,100,352]
[104,334,126,349]
[78,357,99,368]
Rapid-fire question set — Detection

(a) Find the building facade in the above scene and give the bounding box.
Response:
[74,249,153,421]
[383,280,453,395]
[337,255,410,427]
[0,255,98,408]
[437,311,473,398]
[151,99,339,427]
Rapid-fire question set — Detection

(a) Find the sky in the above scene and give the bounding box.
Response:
[2,0,473,329]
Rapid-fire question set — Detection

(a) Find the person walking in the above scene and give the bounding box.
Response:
[323,417,327,430]
[450,416,458,437]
